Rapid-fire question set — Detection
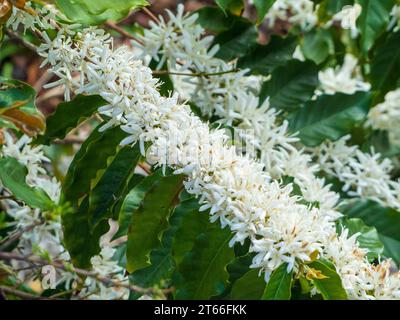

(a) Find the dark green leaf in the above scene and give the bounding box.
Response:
[308,259,347,300]
[214,17,258,61]
[126,174,184,272]
[230,269,265,300]
[62,125,127,203]
[262,263,293,300]
[62,197,109,268]
[174,224,235,299]
[260,60,319,110]
[55,0,148,25]
[289,92,372,146]
[237,36,297,75]
[356,0,393,53]
[370,31,400,92]
[195,7,236,33]
[36,95,106,145]
[253,0,275,22]
[301,28,334,64]
[88,145,141,228]
[0,157,53,210]
[215,0,244,15]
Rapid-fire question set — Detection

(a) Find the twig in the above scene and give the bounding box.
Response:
[105,21,144,45]
[52,137,84,145]
[0,251,174,295]
[153,69,240,78]
[142,7,160,24]
[5,29,37,52]
[0,285,53,300]
[0,221,42,251]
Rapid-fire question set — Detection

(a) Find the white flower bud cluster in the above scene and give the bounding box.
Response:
[9,3,400,299]
[313,135,400,211]
[367,89,400,146]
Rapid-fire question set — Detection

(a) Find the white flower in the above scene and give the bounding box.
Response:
[331,4,362,38]
[318,54,371,95]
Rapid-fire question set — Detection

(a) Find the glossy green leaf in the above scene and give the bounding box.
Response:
[230,268,265,300]
[0,157,53,211]
[214,17,258,61]
[62,125,127,203]
[174,224,235,299]
[289,92,371,146]
[88,145,141,228]
[62,197,109,268]
[55,0,148,25]
[301,28,334,64]
[356,0,393,53]
[370,31,400,93]
[262,263,293,300]
[126,174,184,272]
[195,6,236,33]
[215,0,244,15]
[308,260,347,300]
[36,95,106,145]
[129,198,200,300]
[260,60,319,110]
[237,36,297,75]
[253,0,275,22]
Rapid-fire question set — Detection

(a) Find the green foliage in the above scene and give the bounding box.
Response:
[253,0,275,22]
[230,269,265,299]
[260,60,319,110]
[0,157,53,211]
[289,92,372,146]
[62,125,127,203]
[174,223,235,299]
[301,28,334,64]
[215,0,244,15]
[126,174,184,272]
[262,263,293,300]
[36,95,106,145]
[356,0,394,53]
[238,36,297,75]
[55,0,148,25]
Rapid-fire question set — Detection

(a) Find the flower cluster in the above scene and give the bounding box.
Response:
[329,4,362,38]
[367,89,400,146]
[312,135,400,211]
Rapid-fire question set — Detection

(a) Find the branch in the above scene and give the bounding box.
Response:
[5,29,37,52]
[0,251,173,295]
[153,69,240,77]
[0,221,42,251]
[0,285,53,300]
[105,21,144,45]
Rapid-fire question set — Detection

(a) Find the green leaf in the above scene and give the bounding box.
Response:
[0,78,44,135]
[0,157,53,210]
[62,197,109,268]
[114,172,162,239]
[126,174,184,272]
[88,145,141,228]
[62,125,127,203]
[308,259,347,300]
[342,199,400,263]
[340,217,384,260]
[174,224,235,299]
[55,0,149,25]
[195,6,236,33]
[289,92,371,146]
[370,31,400,93]
[260,60,319,110]
[129,198,200,300]
[356,0,393,53]
[36,95,106,145]
[262,263,293,300]
[237,36,297,75]
[230,269,265,300]
[253,0,275,22]
[213,17,258,61]
[301,28,334,64]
